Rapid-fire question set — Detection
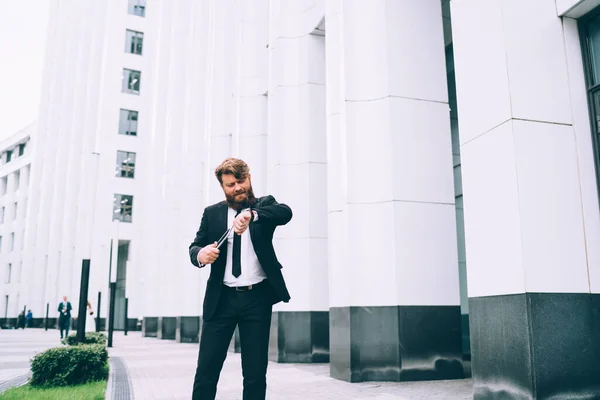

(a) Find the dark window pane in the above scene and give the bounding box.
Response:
[115,151,136,179]
[588,15,600,86]
[128,0,146,17]
[122,69,141,94]
[119,109,138,136]
[125,30,143,55]
[113,194,134,223]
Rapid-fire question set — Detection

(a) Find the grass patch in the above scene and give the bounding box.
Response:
[0,380,107,400]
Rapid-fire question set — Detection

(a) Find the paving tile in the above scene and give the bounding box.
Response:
[108,332,473,399]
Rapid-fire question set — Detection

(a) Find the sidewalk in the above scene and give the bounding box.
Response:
[0,329,61,393]
[108,331,473,399]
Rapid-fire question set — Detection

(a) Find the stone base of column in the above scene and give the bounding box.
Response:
[142,317,158,337]
[125,318,138,332]
[470,293,600,399]
[330,306,463,382]
[269,311,329,363]
[159,317,176,340]
[176,316,201,343]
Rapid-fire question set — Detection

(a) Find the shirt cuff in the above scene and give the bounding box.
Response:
[242,208,258,222]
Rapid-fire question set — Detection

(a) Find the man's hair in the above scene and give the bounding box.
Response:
[214,158,250,185]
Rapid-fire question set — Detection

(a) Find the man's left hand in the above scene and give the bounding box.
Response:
[234,210,252,234]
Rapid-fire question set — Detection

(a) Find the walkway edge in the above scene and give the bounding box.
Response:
[0,371,30,394]
[106,356,133,400]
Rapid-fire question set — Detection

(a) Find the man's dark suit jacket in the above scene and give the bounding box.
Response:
[58,302,72,318]
[189,195,292,321]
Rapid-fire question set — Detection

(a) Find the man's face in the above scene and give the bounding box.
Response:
[221,173,254,210]
[63,296,67,302]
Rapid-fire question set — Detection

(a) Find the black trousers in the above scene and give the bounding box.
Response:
[192,281,273,400]
[59,315,70,338]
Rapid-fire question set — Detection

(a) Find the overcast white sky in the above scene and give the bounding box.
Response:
[0,0,51,141]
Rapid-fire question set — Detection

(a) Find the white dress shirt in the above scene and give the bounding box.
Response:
[223,207,266,287]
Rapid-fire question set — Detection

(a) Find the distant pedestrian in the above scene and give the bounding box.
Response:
[17,311,25,329]
[85,300,96,333]
[26,310,32,328]
[58,296,72,339]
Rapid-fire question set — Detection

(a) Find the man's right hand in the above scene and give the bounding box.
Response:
[198,242,220,265]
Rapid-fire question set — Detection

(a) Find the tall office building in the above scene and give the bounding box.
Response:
[3,0,599,397]
[0,124,33,322]
[18,0,149,331]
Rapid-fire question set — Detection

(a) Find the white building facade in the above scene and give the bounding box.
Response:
[10,0,600,397]
[0,124,32,324]
[19,0,150,332]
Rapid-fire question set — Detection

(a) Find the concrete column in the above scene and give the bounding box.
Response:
[204,0,236,207]
[267,0,330,363]
[326,0,463,382]
[233,0,269,196]
[451,0,600,397]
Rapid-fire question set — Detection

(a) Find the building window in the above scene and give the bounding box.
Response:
[125,30,144,55]
[122,69,141,94]
[14,170,20,191]
[119,109,138,136]
[13,202,17,220]
[10,232,14,251]
[5,264,11,284]
[18,144,25,157]
[128,0,146,17]
[1,177,6,196]
[0,207,4,224]
[6,150,12,163]
[0,236,3,252]
[113,194,134,223]
[116,151,136,178]
[581,10,600,203]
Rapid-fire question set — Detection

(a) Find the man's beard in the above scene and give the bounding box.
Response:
[225,185,257,211]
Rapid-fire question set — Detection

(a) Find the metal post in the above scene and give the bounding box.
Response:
[76,260,91,343]
[96,292,102,332]
[108,282,116,347]
[44,303,49,331]
[22,305,26,329]
[124,298,129,336]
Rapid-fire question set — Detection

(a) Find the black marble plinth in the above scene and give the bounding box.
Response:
[177,316,201,343]
[46,318,58,329]
[0,318,18,329]
[330,306,464,382]
[143,317,158,338]
[125,318,138,332]
[269,311,329,363]
[24,318,58,329]
[159,317,176,340]
[470,293,600,400]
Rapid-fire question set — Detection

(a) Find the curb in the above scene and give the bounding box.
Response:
[0,371,31,394]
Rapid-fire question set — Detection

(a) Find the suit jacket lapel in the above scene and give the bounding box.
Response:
[217,202,228,238]
[249,197,261,247]
[215,202,229,279]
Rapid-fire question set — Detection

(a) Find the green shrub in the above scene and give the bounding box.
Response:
[62,332,107,346]
[30,344,109,388]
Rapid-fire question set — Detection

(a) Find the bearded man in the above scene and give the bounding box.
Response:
[188,158,293,400]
